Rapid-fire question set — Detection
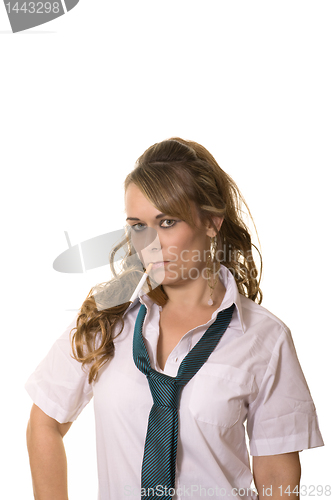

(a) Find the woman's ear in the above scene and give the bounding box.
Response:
[206,216,224,237]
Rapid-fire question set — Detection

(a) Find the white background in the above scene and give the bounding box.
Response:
[0,1,331,498]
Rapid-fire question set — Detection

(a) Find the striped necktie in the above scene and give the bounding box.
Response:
[133,302,235,500]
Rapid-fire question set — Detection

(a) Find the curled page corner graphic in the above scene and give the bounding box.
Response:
[3,0,81,34]
[53,229,126,273]
[53,226,166,311]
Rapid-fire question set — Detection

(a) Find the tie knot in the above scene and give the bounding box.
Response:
[147,371,181,409]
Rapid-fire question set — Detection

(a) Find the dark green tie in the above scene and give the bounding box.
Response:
[133,302,235,500]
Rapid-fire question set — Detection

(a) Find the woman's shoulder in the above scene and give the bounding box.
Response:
[238,294,291,343]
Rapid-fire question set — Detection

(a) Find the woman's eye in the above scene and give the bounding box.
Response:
[131,223,146,231]
[160,219,176,228]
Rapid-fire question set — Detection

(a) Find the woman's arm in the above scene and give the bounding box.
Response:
[253,452,301,500]
[26,404,73,500]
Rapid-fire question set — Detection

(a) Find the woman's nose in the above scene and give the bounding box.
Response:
[129,227,161,254]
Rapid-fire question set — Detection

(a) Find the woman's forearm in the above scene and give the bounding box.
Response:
[26,419,69,500]
[253,452,301,500]
[258,479,300,500]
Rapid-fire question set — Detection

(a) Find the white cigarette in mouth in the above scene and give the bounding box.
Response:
[129,262,153,303]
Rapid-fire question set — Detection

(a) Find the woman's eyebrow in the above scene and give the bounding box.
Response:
[126,213,168,221]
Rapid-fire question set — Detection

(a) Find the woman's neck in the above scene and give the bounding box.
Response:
[162,275,226,311]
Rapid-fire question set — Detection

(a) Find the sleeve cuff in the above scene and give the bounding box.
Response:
[249,429,324,456]
[25,381,87,424]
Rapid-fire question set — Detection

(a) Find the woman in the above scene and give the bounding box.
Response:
[26,138,324,500]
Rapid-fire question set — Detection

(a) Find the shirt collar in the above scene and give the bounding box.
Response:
[212,264,245,334]
[123,264,246,334]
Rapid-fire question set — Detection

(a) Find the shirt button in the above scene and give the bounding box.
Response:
[174,357,178,362]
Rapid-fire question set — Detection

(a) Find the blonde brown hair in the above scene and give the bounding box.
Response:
[71,138,262,383]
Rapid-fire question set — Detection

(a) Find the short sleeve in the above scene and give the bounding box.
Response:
[25,316,93,424]
[246,327,324,456]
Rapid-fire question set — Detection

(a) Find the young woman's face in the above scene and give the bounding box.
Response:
[124,183,216,285]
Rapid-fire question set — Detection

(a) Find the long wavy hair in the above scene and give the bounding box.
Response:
[71,138,262,383]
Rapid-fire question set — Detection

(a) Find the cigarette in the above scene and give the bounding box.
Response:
[129,262,153,303]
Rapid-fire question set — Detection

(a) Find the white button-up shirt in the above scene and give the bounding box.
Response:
[25,265,324,500]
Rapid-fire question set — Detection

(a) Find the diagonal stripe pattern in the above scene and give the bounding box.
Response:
[133,302,235,500]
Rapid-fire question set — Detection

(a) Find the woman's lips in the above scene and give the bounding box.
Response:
[151,261,169,269]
